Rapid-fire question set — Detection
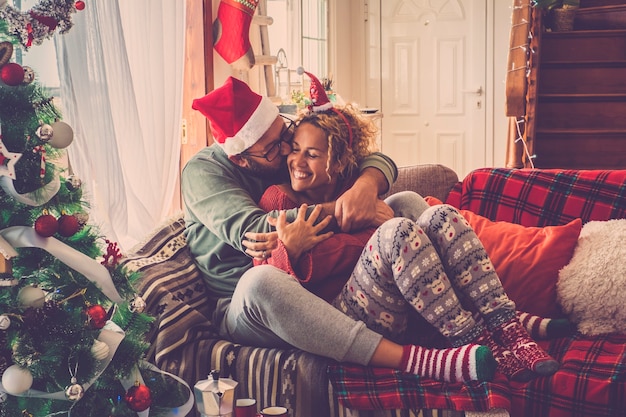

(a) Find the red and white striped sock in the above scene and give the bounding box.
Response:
[400,344,496,383]
[517,311,575,340]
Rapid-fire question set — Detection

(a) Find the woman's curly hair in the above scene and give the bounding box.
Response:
[296,103,379,182]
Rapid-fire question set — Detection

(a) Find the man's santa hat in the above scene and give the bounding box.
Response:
[192,76,278,156]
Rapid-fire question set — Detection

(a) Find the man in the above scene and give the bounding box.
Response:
[183,76,397,298]
[181,76,496,384]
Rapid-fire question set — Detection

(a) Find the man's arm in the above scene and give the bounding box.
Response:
[335,152,398,232]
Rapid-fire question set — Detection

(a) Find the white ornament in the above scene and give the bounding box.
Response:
[1,364,33,395]
[48,121,74,149]
[91,339,110,361]
[0,314,10,330]
[0,136,22,180]
[17,286,46,308]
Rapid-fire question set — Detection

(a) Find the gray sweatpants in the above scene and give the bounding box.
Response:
[218,265,383,365]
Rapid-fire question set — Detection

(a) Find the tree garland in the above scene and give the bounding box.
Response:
[0,0,85,49]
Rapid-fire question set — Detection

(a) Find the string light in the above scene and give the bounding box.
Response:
[513,117,535,168]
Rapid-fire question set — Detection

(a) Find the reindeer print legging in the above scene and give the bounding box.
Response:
[332,204,516,347]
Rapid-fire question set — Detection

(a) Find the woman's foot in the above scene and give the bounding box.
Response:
[517,311,576,340]
[493,317,559,376]
[474,328,535,382]
[401,343,496,383]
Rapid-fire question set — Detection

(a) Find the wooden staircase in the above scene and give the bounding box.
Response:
[525,0,626,169]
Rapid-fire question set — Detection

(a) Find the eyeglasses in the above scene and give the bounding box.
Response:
[240,115,296,162]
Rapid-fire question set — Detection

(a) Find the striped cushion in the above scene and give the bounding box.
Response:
[120,216,217,386]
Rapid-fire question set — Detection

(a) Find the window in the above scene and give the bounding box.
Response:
[267,0,328,99]
[301,0,327,76]
[10,0,62,101]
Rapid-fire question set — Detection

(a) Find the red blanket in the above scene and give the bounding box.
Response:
[329,334,626,416]
[328,168,626,416]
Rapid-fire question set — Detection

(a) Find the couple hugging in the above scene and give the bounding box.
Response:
[182,70,573,385]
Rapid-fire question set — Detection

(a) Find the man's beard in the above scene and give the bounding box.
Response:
[243,156,289,181]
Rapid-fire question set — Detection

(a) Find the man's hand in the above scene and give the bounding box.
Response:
[335,168,394,232]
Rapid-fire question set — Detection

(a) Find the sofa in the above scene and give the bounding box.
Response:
[120,164,626,417]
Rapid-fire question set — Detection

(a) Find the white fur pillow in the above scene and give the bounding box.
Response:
[557,219,626,336]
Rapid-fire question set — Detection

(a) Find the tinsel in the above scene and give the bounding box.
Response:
[0,0,80,49]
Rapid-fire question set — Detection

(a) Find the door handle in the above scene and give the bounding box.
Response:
[462,86,483,96]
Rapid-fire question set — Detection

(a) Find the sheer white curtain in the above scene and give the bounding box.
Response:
[54,1,186,250]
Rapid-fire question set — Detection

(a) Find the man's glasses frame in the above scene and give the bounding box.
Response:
[239,115,296,162]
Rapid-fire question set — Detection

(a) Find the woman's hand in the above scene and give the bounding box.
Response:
[243,230,279,261]
[275,204,334,262]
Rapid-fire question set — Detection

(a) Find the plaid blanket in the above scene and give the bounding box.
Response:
[445,168,626,226]
[329,168,626,417]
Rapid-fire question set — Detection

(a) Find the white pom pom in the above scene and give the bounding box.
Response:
[297,66,305,75]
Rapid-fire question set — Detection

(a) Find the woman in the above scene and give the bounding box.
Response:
[255,69,563,382]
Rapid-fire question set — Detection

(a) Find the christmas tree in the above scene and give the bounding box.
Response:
[0,2,191,416]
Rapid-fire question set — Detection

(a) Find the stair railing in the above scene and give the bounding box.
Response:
[505,0,543,168]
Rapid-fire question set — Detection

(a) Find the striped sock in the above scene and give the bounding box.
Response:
[400,344,496,383]
[517,311,576,340]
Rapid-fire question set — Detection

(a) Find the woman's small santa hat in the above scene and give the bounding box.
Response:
[297,67,334,113]
[297,67,353,146]
[192,76,278,156]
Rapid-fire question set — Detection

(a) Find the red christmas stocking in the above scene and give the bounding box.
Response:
[213,0,259,70]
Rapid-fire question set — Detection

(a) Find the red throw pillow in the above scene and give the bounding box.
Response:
[424,197,582,317]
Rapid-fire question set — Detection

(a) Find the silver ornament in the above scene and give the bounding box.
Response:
[66,175,82,191]
[36,124,54,142]
[74,212,89,226]
[22,66,35,84]
[0,314,10,330]
[65,377,84,401]
[129,295,146,313]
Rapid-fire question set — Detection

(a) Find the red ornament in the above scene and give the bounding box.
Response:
[75,1,86,11]
[1,63,25,86]
[124,382,152,412]
[58,214,80,237]
[34,214,58,237]
[85,304,107,329]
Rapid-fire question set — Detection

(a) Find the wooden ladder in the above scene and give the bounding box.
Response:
[236,0,279,102]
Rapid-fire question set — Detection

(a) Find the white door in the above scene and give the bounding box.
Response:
[376,0,487,178]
